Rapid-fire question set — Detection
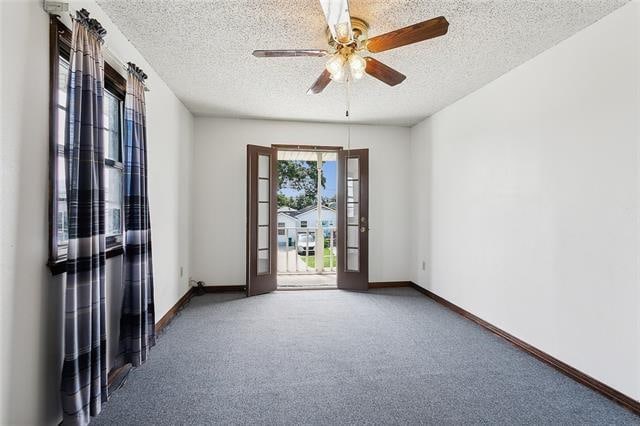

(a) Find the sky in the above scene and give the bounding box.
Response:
[279,161,337,199]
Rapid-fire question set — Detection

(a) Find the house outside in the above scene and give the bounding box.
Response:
[277,205,336,246]
[294,205,336,230]
[277,211,300,245]
[278,206,297,213]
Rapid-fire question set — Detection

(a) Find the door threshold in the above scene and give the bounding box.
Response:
[277,286,338,291]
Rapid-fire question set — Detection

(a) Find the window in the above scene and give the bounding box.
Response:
[48,18,127,273]
[278,229,286,236]
[104,90,124,247]
[300,221,308,228]
[277,222,285,228]
[54,56,70,258]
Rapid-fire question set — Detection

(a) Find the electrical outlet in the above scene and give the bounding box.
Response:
[421,261,426,271]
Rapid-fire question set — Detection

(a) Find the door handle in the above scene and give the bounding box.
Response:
[360,226,367,233]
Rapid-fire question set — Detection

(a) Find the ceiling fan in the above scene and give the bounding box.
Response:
[252,0,449,94]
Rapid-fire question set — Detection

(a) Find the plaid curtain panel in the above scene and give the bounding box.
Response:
[117,63,156,368]
[61,9,108,426]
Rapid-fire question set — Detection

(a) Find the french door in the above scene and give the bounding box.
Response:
[337,148,369,290]
[246,145,278,296]
[246,145,369,294]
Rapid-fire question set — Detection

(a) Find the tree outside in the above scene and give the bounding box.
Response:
[278,160,331,210]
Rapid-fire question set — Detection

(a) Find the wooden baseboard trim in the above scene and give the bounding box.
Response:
[107,285,241,388]
[202,285,246,293]
[408,282,640,416]
[368,281,412,289]
[154,288,195,335]
[108,287,195,388]
[107,363,131,390]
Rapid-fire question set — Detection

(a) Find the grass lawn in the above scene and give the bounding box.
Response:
[304,247,336,269]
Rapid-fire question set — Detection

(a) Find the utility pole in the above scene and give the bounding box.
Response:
[315,151,324,273]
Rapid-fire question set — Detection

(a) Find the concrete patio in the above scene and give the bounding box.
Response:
[277,273,336,289]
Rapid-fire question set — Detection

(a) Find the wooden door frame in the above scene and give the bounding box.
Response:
[247,145,369,291]
[270,144,343,286]
[271,144,344,152]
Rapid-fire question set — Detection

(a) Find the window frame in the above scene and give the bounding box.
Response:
[48,16,127,274]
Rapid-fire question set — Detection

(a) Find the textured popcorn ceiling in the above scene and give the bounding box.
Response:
[97,0,628,126]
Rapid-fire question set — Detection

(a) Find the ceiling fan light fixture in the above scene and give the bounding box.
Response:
[325,53,345,77]
[351,68,364,80]
[329,65,346,82]
[348,54,366,73]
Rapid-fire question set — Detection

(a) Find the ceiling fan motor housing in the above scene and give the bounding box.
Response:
[326,17,370,50]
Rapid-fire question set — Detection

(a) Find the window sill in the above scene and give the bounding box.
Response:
[106,245,124,259]
[48,245,124,276]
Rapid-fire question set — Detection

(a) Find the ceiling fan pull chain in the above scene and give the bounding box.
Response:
[345,73,351,119]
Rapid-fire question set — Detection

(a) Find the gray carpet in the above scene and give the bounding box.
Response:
[95,288,639,425]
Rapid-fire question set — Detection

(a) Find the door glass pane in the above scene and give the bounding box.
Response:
[347,248,359,272]
[258,179,269,202]
[258,226,269,250]
[347,225,359,248]
[347,157,359,179]
[258,202,269,226]
[347,203,359,225]
[347,180,359,203]
[256,153,271,275]
[257,249,269,274]
[258,154,270,178]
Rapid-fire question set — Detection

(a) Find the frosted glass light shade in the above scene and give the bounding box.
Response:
[348,54,366,73]
[326,54,345,76]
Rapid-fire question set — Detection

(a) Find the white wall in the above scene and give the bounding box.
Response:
[191,117,412,285]
[68,0,195,320]
[411,1,640,401]
[0,0,194,424]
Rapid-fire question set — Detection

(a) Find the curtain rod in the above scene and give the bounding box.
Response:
[102,47,151,92]
[68,12,151,92]
[44,1,151,91]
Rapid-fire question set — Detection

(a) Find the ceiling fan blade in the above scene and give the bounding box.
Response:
[364,57,406,86]
[252,49,328,58]
[307,69,332,94]
[319,0,353,44]
[366,16,449,53]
